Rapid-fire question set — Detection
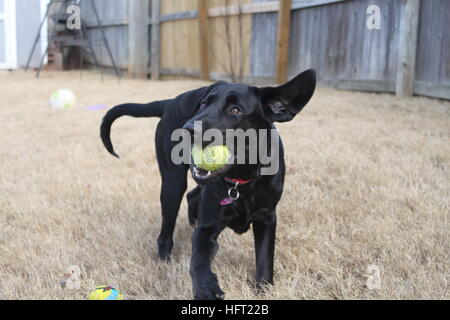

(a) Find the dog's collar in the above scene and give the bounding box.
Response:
[224,177,255,185]
[220,176,257,206]
[220,177,254,206]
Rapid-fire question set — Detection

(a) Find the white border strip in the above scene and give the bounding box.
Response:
[0,0,17,69]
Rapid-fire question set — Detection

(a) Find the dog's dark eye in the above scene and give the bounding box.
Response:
[200,100,206,109]
[228,106,241,115]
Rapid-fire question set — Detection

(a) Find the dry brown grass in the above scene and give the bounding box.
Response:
[0,70,448,300]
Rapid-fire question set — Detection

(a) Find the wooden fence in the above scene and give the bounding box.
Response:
[81,0,450,100]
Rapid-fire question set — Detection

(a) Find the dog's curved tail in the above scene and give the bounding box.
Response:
[100,101,166,158]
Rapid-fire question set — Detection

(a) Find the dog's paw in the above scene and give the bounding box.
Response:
[194,286,225,300]
[253,279,273,296]
[157,238,173,262]
[158,252,171,262]
[193,274,225,300]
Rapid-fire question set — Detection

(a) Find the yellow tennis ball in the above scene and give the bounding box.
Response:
[192,145,230,171]
[88,286,123,300]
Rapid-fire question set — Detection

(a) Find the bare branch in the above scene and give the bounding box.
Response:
[208,0,248,83]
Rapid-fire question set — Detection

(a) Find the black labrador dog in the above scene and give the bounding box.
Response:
[100,69,316,299]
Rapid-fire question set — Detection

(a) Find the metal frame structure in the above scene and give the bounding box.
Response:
[25,0,120,79]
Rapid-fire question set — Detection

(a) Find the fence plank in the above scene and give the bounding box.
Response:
[85,20,128,28]
[251,9,277,78]
[209,1,278,17]
[208,0,348,17]
[291,0,348,10]
[335,79,395,92]
[198,0,210,80]
[276,0,292,83]
[396,0,420,97]
[414,81,450,100]
[159,10,198,23]
[160,67,200,78]
[128,0,150,78]
[151,0,161,80]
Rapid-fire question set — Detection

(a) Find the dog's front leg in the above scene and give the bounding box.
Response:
[190,224,224,300]
[252,211,277,289]
[189,186,225,300]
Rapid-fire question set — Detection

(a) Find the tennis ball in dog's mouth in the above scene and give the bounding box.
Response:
[192,145,230,172]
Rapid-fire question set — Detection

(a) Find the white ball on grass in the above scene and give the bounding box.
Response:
[50,89,77,109]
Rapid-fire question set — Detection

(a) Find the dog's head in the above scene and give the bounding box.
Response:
[182,69,316,182]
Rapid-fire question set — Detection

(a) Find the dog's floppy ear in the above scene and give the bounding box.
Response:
[260,69,316,122]
[177,81,227,119]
